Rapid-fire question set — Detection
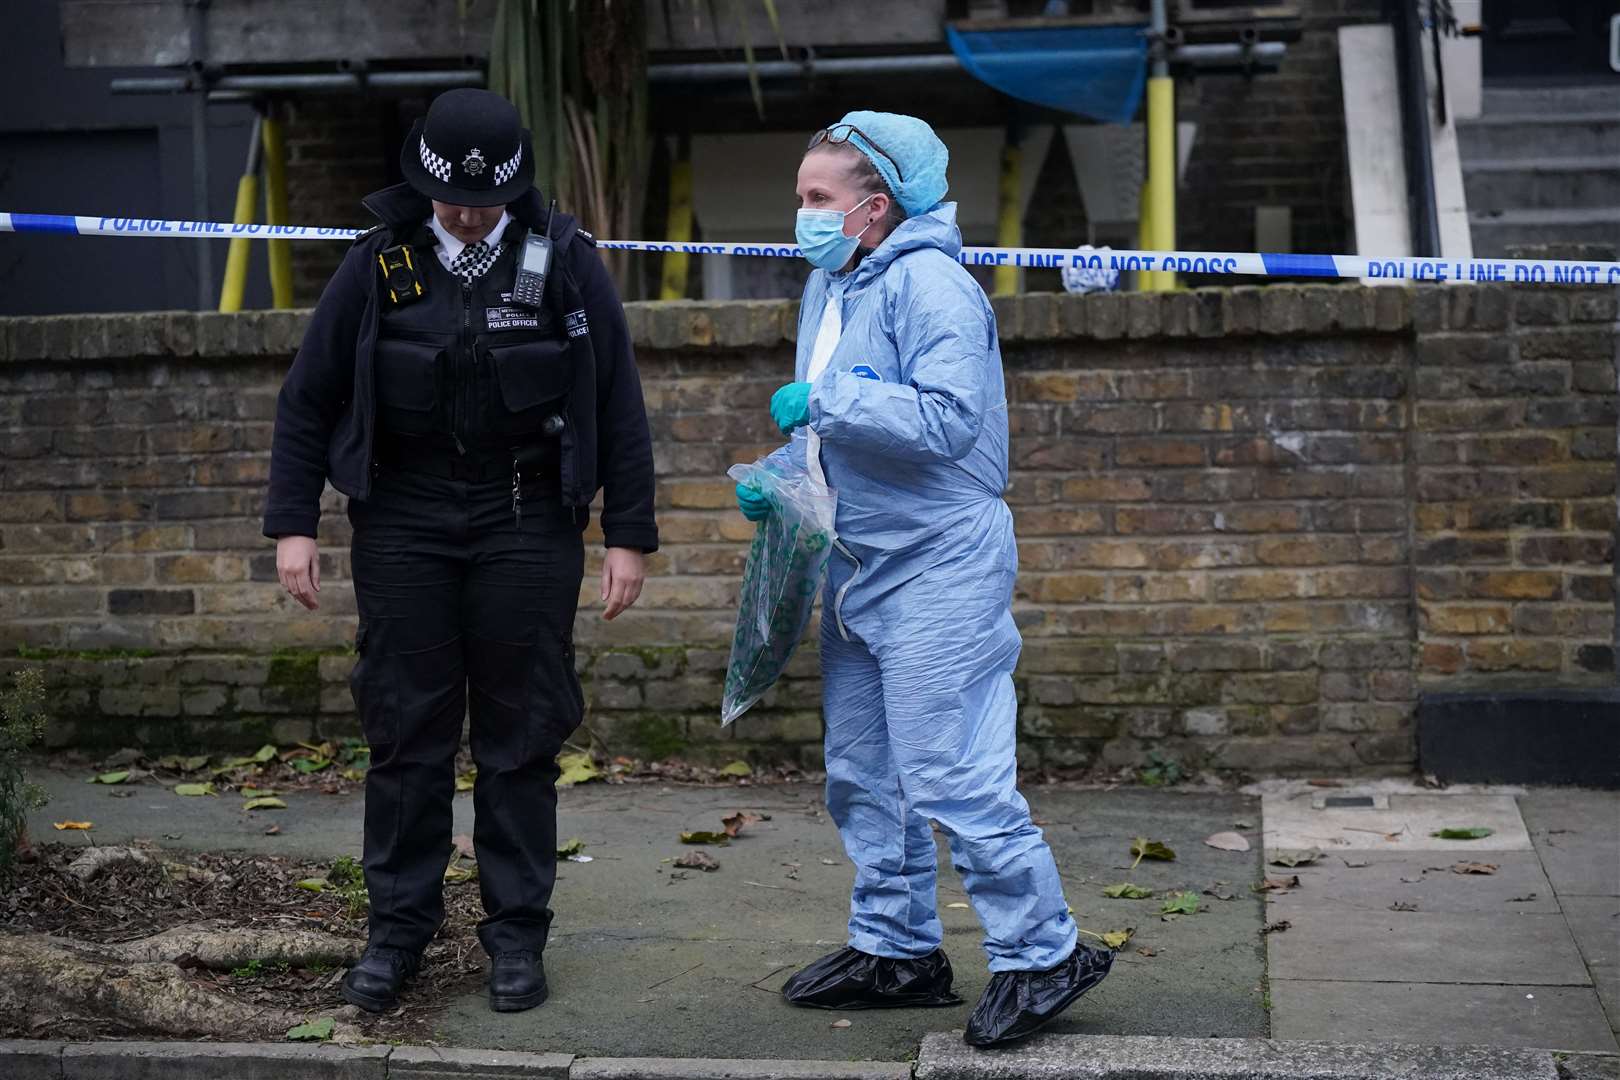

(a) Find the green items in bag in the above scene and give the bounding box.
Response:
[721,460,837,726]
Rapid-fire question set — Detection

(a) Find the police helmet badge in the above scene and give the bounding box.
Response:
[462,148,488,177]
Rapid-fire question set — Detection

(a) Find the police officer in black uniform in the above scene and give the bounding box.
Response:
[263,89,658,1014]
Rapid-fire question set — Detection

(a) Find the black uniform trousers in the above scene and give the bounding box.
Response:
[347,464,584,957]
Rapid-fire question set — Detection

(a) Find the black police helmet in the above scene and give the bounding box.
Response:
[400,88,536,207]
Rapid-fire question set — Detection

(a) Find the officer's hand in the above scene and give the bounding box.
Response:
[276,535,321,611]
[601,547,645,621]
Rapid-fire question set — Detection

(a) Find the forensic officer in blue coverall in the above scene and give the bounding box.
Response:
[737,112,1114,1048]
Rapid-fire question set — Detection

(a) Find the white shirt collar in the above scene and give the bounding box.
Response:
[427,210,511,262]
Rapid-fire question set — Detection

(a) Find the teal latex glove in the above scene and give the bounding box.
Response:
[770,382,813,437]
[736,483,772,522]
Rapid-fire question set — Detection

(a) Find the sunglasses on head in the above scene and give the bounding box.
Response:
[807,124,906,184]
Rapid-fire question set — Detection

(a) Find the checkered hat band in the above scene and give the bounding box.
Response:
[419,138,452,184]
[494,146,523,185]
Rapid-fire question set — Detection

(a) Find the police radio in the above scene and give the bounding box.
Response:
[512,200,557,308]
[377,244,426,307]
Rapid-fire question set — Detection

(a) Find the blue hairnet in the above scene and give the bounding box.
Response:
[827,111,949,218]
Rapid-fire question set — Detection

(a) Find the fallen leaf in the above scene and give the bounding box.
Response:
[1430,827,1494,841]
[820,858,838,866]
[1203,885,1237,902]
[286,1017,335,1042]
[680,831,731,846]
[1102,883,1154,899]
[1204,831,1250,852]
[830,1019,851,1030]
[674,850,720,872]
[1130,837,1176,867]
[722,811,764,838]
[452,834,478,859]
[162,832,183,841]
[1135,946,1158,957]
[1261,920,1291,934]
[454,769,477,792]
[1451,862,1498,875]
[53,821,93,831]
[240,786,274,798]
[1254,876,1301,892]
[1268,848,1322,868]
[89,771,130,785]
[1507,893,1538,903]
[264,825,282,836]
[290,757,331,775]
[1390,900,1420,912]
[946,901,971,910]
[1101,928,1135,950]
[174,783,214,797]
[1341,859,1370,869]
[1160,891,1200,916]
[556,838,586,859]
[557,752,600,788]
[250,744,279,764]
[719,760,753,778]
[340,768,366,782]
[444,863,478,884]
[295,879,327,893]
[243,797,287,811]
[1232,819,1256,830]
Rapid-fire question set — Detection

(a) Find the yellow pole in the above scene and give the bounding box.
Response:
[1136,180,1153,292]
[261,110,294,309]
[659,138,692,301]
[219,114,263,313]
[993,135,1022,297]
[1142,74,1177,292]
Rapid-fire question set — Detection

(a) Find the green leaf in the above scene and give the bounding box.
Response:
[240,787,274,799]
[295,879,327,893]
[455,769,477,792]
[183,754,210,772]
[290,757,331,775]
[557,837,587,858]
[1100,928,1134,950]
[286,1017,335,1042]
[718,760,753,778]
[1431,827,1494,840]
[243,797,287,811]
[250,743,278,764]
[680,831,731,845]
[1102,883,1154,899]
[556,752,600,788]
[174,783,214,797]
[1160,890,1200,916]
[1130,837,1176,866]
[340,768,366,782]
[91,771,130,785]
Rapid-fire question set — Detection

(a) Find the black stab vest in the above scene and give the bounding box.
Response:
[372,229,572,458]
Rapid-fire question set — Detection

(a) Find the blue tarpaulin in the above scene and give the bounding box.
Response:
[945,24,1149,125]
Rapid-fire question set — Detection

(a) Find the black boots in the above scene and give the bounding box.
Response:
[782,946,962,1010]
[963,942,1115,1048]
[489,949,549,1012]
[340,945,421,1013]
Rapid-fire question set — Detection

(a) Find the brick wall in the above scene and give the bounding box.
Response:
[1,283,1614,774]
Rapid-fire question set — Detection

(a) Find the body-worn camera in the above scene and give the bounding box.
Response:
[377,244,427,307]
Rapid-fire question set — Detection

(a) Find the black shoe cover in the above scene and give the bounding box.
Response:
[963,942,1114,1048]
[782,946,963,1010]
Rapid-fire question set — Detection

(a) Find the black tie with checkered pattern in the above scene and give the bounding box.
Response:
[450,240,500,283]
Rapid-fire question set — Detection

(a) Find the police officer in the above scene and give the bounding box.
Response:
[263,89,658,1015]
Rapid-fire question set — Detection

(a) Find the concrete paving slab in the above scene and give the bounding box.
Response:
[1558,1054,1620,1080]
[1268,980,1619,1053]
[913,1030,1559,1080]
[0,1040,62,1080]
[1263,791,1533,853]
[1519,790,1620,898]
[59,1040,390,1080]
[569,1059,912,1080]
[1266,908,1591,985]
[1260,851,1561,917]
[1562,895,1620,1037]
[388,1044,573,1077]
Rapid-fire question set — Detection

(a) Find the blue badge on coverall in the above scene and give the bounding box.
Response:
[851,365,882,381]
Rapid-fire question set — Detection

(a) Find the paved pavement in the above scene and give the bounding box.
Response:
[21,764,1620,1066]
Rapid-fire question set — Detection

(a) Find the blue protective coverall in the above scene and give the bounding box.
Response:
[766,203,1078,973]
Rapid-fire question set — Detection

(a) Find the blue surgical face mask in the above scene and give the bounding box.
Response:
[795,194,877,271]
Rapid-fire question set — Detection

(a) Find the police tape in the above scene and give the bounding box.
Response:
[4,211,1619,286]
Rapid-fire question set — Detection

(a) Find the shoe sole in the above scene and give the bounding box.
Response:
[489,983,550,1012]
[339,981,399,1014]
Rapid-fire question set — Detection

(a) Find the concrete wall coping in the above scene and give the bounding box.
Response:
[0,284,1431,365]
